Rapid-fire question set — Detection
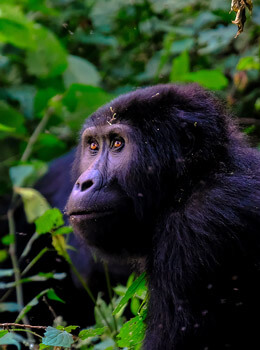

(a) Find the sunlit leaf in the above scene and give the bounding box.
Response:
[1,234,15,246]
[26,25,67,78]
[0,302,22,312]
[0,330,8,338]
[9,165,35,187]
[116,313,146,347]
[47,289,65,304]
[14,187,50,223]
[35,208,64,234]
[42,326,74,348]
[79,327,107,340]
[237,56,260,71]
[113,273,146,315]
[0,250,8,262]
[170,51,190,82]
[63,55,101,88]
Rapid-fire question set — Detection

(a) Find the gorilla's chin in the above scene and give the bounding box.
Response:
[69,209,149,257]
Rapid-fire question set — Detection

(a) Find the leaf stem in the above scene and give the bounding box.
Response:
[21,107,54,162]
[104,263,118,332]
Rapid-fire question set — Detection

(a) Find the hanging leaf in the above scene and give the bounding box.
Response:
[230,0,253,38]
[14,187,50,223]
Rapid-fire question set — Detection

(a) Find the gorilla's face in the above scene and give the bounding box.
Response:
[66,123,153,257]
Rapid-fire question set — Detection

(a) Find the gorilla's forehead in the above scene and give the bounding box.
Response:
[81,123,134,139]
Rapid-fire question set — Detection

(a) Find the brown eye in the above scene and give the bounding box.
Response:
[90,141,98,151]
[114,140,122,148]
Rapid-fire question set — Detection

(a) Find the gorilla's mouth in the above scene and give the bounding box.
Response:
[69,208,116,220]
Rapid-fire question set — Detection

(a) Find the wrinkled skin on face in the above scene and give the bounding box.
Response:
[66,123,154,258]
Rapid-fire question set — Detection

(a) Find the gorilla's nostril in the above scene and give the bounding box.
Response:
[81,180,94,191]
[75,182,80,190]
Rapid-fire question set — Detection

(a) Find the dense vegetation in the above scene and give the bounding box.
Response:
[0,0,259,349]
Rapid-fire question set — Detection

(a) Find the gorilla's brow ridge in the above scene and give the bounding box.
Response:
[82,124,133,140]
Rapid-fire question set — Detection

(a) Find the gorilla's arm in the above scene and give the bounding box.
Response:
[145,153,260,350]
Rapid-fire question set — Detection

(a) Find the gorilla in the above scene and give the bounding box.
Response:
[66,84,260,350]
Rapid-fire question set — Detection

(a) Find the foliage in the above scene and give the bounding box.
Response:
[0,0,259,349]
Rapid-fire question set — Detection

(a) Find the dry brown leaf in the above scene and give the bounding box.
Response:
[230,0,253,38]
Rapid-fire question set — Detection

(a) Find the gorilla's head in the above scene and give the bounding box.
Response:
[66,84,230,259]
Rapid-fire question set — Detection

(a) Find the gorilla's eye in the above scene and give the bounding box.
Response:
[112,138,124,150]
[89,141,99,151]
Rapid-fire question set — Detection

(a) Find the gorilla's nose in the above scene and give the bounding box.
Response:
[74,169,103,193]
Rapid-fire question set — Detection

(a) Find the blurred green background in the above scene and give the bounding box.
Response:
[0,0,259,197]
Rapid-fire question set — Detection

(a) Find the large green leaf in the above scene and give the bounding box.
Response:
[0,101,26,138]
[14,187,50,223]
[62,84,113,130]
[184,70,228,90]
[170,51,190,82]
[0,5,34,49]
[35,208,64,234]
[116,314,146,347]
[26,25,68,78]
[42,327,74,348]
[63,55,101,88]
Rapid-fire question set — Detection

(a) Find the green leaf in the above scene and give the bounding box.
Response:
[63,55,101,88]
[236,56,260,71]
[0,269,14,277]
[0,101,26,139]
[184,70,228,90]
[130,297,141,316]
[35,133,66,161]
[42,326,74,348]
[0,302,22,312]
[1,234,15,245]
[0,123,15,132]
[116,314,146,347]
[39,344,51,350]
[35,208,64,234]
[113,273,146,315]
[255,98,260,111]
[9,165,35,187]
[0,18,33,49]
[170,51,190,82]
[15,288,51,322]
[53,226,73,235]
[0,331,23,350]
[34,88,59,117]
[63,326,79,333]
[26,25,67,78]
[62,84,113,130]
[4,85,36,120]
[0,330,8,338]
[47,289,65,304]
[170,38,194,54]
[52,235,71,263]
[79,327,107,340]
[14,187,50,223]
[0,250,8,262]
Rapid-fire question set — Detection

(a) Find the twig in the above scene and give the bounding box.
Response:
[21,107,54,162]
[0,323,46,329]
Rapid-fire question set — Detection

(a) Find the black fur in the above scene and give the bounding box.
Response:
[69,84,260,349]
